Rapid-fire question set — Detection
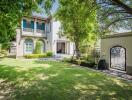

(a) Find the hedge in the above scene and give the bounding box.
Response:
[24,52,53,59]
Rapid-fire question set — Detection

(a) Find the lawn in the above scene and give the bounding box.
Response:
[0,58,132,100]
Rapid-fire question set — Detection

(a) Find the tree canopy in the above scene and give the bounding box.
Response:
[0,0,40,43]
[98,0,132,32]
[54,0,97,58]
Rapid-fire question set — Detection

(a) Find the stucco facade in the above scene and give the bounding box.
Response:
[101,32,132,75]
[10,16,75,57]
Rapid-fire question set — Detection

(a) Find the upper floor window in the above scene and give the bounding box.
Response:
[23,19,34,32]
[36,22,45,33]
[36,22,45,30]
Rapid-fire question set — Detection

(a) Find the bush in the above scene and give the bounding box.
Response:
[24,52,53,59]
[24,54,46,59]
[76,59,82,65]
[0,50,8,57]
[34,41,42,54]
[1,43,11,50]
[62,57,72,62]
[63,57,96,68]
[46,52,53,57]
[80,60,95,68]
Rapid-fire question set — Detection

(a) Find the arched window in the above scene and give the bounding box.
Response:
[110,46,126,71]
[24,39,33,54]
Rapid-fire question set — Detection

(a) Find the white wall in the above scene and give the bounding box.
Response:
[51,20,74,55]
[101,33,132,73]
[16,28,24,57]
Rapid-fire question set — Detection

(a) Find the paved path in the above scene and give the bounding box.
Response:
[100,69,132,81]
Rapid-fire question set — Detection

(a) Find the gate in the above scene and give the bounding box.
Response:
[110,46,126,71]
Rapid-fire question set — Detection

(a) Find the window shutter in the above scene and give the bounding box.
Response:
[23,19,27,28]
[31,21,34,29]
[42,23,45,30]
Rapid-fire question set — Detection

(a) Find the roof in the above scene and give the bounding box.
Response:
[23,15,52,21]
[102,32,132,39]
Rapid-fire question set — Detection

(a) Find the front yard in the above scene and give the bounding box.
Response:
[0,58,132,100]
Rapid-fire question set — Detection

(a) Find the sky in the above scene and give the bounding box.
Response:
[33,1,58,18]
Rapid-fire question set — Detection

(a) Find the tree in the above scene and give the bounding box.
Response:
[55,0,97,59]
[0,0,40,44]
[97,0,132,32]
[40,0,98,58]
[34,41,43,54]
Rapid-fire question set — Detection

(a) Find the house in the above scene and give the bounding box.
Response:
[101,32,132,75]
[10,16,75,57]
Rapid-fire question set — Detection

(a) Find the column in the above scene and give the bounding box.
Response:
[34,18,37,34]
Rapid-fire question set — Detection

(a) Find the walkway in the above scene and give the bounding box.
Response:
[100,69,132,81]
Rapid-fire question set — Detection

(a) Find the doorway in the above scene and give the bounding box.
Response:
[57,42,65,54]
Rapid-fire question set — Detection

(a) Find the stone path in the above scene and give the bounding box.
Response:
[100,69,132,81]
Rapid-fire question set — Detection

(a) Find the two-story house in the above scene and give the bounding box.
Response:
[10,16,75,57]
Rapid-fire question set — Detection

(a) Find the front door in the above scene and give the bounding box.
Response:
[57,42,65,54]
[110,46,126,71]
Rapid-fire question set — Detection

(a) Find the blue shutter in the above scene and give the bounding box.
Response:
[23,19,26,28]
[31,21,34,29]
[42,23,45,30]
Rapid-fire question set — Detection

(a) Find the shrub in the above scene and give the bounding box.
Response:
[34,41,42,54]
[0,50,8,57]
[80,60,95,68]
[1,43,11,50]
[46,52,53,57]
[63,57,96,68]
[24,54,46,59]
[62,57,72,62]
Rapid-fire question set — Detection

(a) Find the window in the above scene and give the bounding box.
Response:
[23,19,34,32]
[26,21,31,28]
[36,22,45,30]
[36,22,45,33]
[24,39,33,54]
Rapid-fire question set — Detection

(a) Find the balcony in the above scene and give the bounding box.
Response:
[22,28,46,37]
[36,29,45,33]
[23,28,34,32]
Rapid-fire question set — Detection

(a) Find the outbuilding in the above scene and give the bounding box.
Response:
[101,32,132,75]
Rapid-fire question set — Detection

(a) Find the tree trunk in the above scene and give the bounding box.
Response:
[75,42,81,59]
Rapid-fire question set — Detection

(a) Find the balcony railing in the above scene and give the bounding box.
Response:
[22,28,46,37]
[36,29,45,33]
[23,28,45,33]
[23,28,34,32]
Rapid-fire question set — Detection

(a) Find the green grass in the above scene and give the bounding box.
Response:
[0,58,132,100]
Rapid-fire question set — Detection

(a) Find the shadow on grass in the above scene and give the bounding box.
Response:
[0,60,132,100]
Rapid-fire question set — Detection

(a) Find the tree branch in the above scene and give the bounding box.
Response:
[111,0,132,15]
[106,16,132,29]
